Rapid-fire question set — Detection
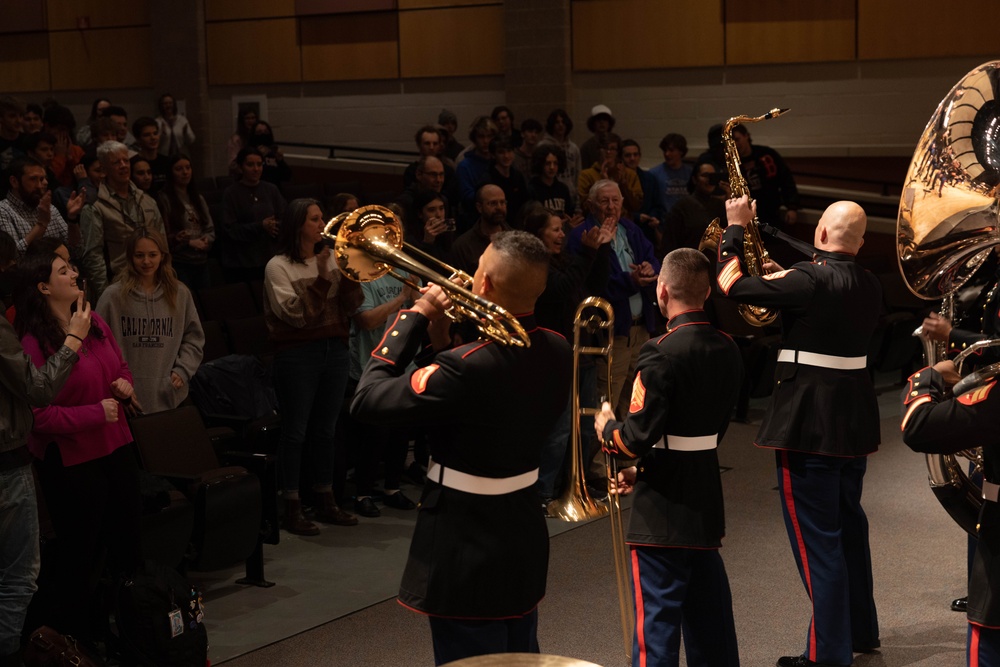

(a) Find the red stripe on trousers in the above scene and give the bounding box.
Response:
[971,624,980,666]
[631,548,646,667]
[781,451,818,662]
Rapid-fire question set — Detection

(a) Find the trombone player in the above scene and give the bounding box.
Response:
[350,231,571,665]
[595,248,743,667]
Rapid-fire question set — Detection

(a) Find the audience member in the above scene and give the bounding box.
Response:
[450,184,509,276]
[479,137,529,227]
[731,123,800,229]
[74,97,111,147]
[263,198,362,535]
[227,107,258,171]
[403,126,458,197]
[330,192,359,215]
[438,109,464,162]
[538,109,582,210]
[41,105,82,188]
[567,179,660,418]
[22,103,44,135]
[523,206,611,502]
[0,97,25,176]
[405,188,454,262]
[648,133,693,216]
[131,117,169,192]
[456,116,498,216]
[491,105,522,147]
[513,118,543,177]
[158,153,215,290]
[0,157,82,257]
[86,117,118,150]
[104,105,135,150]
[155,93,196,157]
[221,147,286,284]
[622,139,666,251]
[696,123,726,174]
[347,266,419,518]
[663,159,727,251]
[398,155,451,219]
[527,145,579,225]
[79,141,165,298]
[0,234,87,667]
[21,132,60,187]
[15,250,142,644]
[580,104,615,168]
[577,132,642,218]
[249,120,292,191]
[97,228,204,413]
[129,156,154,194]
[54,149,102,215]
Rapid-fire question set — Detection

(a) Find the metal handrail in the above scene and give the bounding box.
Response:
[277,141,417,164]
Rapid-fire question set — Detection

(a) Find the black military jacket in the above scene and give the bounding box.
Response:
[351,309,571,618]
[716,225,882,456]
[601,310,742,548]
[901,366,1000,626]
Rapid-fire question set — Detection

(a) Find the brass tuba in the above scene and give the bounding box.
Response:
[326,205,530,347]
[699,109,789,326]
[897,60,1000,535]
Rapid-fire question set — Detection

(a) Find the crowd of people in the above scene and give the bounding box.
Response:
[6,90,990,667]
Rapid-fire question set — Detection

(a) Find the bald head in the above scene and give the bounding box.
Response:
[814,200,866,255]
[472,231,549,314]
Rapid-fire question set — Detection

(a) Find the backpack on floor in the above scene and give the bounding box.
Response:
[112,560,208,666]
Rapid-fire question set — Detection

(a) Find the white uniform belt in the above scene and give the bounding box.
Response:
[984,480,1000,503]
[651,434,718,452]
[777,349,867,370]
[426,460,538,495]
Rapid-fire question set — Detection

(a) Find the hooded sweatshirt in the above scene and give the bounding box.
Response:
[97,281,204,413]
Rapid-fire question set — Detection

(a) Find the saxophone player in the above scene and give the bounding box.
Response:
[718,196,882,667]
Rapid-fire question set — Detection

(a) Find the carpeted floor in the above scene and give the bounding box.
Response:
[209,385,970,666]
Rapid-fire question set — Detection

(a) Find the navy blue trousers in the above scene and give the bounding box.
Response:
[970,624,1000,666]
[428,609,539,666]
[776,450,879,666]
[630,545,739,667]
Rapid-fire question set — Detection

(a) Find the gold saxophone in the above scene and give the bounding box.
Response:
[699,108,789,327]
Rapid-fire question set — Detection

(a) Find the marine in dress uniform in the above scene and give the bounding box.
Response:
[900,359,1000,666]
[597,248,743,667]
[716,197,881,667]
[351,232,572,666]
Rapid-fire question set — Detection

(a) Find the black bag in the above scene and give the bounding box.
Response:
[113,561,208,667]
[189,354,278,420]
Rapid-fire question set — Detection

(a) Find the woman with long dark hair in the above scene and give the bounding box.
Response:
[74,97,110,146]
[405,189,453,262]
[157,153,215,290]
[263,198,363,535]
[14,250,141,642]
[227,107,258,172]
[97,228,203,413]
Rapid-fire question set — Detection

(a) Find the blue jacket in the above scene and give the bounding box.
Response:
[567,215,661,336]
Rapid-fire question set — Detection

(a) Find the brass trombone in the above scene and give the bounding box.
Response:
[324,205,530,347]
[546,297,634,664]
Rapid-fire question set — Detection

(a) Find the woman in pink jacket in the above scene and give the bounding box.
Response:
[14,250,142,643]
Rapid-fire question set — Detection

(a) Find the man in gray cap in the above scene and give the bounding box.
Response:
[580,104,615,168]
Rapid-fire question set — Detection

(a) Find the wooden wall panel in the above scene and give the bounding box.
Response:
[0,33,50,91]
[296,0,396,14]
[0,1,46,34]
[399,6,503,78]
[47,0,148,30]
[48,27,150,90]
[726,0,855,64]
[572,0,724,71]
[858,0,995,60]
[205,0,297,22]
[207,19,301,85]
[301,13,399,81]
[398,0,495,9]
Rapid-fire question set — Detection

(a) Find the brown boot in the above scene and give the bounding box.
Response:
[282,497,320,536]
[313,491,358,526]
